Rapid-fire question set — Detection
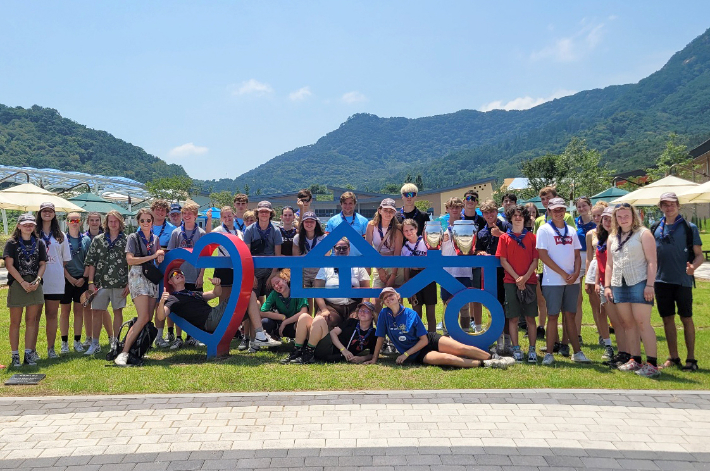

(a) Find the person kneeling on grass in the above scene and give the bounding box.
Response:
[364,288,513,369]
[313,301,377,363]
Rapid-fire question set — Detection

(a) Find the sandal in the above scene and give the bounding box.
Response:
[682,359,699,372]
[660,357,681,369]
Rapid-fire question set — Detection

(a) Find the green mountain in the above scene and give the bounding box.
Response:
[201,27,710,194]
[0,104,187,183]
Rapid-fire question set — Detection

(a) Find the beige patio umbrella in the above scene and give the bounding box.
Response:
[0,183,86,212]
[676,179,710,204]
[610,175,699,206]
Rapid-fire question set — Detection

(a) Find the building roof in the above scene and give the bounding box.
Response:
[690,138,710,158]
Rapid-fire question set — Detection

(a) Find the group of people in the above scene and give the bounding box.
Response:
[4,183,702,376]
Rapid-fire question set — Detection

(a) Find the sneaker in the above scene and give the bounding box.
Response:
[436,322,444,330]
[527,350,538,364]
[537,326,545,339]
[185,337,205,347]
[635,363,660,378]
[83,337,92,349]
[513,348,523,363]
[23,352,37,366]
[602,345,615,361]
[84,344,101,355]
[571,351,591,363]
[47,348,59,359]
[109,338,118,352]
[30,350,41,362]
[170,337,184,350]
[608,352,630,368]
[483,358,508,369]
[553,341,561,353]
[73,340,85,353]
[167,331,175,342]
[237,338,250,351]
[559,344,570,358]
[155,337,170,348]
[542,353,555,366]
[618,358,642,372]
[291,346,315,364]
[251,334,281,348]
[247,344,261,354]
[578,335,584,346]
[60,342,70,354]
[383,340,397,354]
[11,354,21,368]
[114,352,129,367]
[281,347,302,364]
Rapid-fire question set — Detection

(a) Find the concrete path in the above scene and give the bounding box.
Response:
[0,389,708,470]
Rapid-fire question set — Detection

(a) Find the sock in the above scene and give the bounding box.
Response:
[86,336,92,342]
[92,338,100,347]
[498,334,505,345]
[12,350,18,355]
[25,349,32,355]
[604,338,612,346]
[513,345,521,351]
[475,324,482,332]
[74,335,81,342]
[529,345,535,352]
[633,355,642,364]
[306,343,316,349]
[61,335,68,343]
[647,356,657,367]
[295,343,303,348]
[167,327,174,335]
[255,328,267,340]
[157,328,164,339]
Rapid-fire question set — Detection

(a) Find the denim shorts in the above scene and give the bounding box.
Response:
[612,279,653,306]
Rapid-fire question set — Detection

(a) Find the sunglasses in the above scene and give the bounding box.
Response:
[402,192,416,198]
[170,271,184,279]
[465,196,478,202]
[334,246,348,253]
[138,218,152,223]
[68,218,81,224]
[614,203,632,209]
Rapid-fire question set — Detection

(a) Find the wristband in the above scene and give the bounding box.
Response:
[88,281,94,284]
[339,347,345,352]
[403,352,409,358]
[646,285,653,288]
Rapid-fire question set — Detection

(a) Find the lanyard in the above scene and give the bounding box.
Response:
[137,230,155,255]
[548,220,569,245]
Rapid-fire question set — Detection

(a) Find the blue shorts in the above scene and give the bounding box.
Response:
[612,279,653,306]
[440,277,472,303]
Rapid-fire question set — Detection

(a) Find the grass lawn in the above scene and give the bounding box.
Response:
[1,271,708,397]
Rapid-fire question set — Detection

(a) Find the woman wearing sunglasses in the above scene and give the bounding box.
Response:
[115,208,165,366]
[59,212,92,354]
[366,198,404,312]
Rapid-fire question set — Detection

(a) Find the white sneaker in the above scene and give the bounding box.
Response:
[109,337,118,352]
[185,337,205,347]
[85,344,101,355]
[252,333,281,348]
[572,351,592,363]
[47,348,59,359]
[83,337,92,348]
[542,353,555,366]
[155,337,170,348]
[60,342,70,354]
[73,340,85,353]
[114,352,129,366]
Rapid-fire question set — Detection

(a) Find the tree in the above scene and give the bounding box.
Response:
[146,175,195,201]
[405,173,413,183]
[244,184,250,195]
[381,183,400,194]
[646,133,693,180]
[520,154,560,198]
[309,184,329,194]
[345,184,355,190]
[209,191,234,208]
[255,188,262,196]
[415,200,431,213]
[415,174,424,191]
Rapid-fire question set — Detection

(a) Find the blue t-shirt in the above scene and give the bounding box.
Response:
[654,218,702,288]
[153,220,177,249]
[575,217,596,251]
[65,233,92,278]
[325,212,369,256]
[375,305,428,356]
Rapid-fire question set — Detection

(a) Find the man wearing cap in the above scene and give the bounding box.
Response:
[652,192,703,371]
[536,197,591,365]
[168,203,182,227]
[243,201,283,300]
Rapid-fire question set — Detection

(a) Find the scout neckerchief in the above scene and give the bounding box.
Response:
[18,235,37,262]
[404,236,424,256]
[40,230,52,248]
[576,216,596,235]
[377,222,391,249]
[340,211,357,226]
[83,227,103,240]
[349,322,375,353]
[105,231,124,250]
[548,220,569,245]
[615,230,633,252]
[658,216,685,243]
[155,220,168,239]
[256,222,272,242]
[137,229,155,255]
[222,223,238,235]
[507,228,528,249]
[280,226,297,241]
[235,218,245,232]
[304,235,318,252]
[180,222,198,248]
[67,233,83,257]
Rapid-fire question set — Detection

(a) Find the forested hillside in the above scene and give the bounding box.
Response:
[0,105,187,183]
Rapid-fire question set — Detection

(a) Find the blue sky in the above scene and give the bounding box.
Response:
[2,2,710,180]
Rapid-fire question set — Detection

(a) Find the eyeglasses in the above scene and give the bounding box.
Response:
[170,271,184,279]
[334,246,348,253]
[68,219,81,224]
[465,196,478,202]
[402,192,416,198]
[138,218,152,223]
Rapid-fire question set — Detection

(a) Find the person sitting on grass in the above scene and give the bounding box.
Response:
[364,288,512,369]
[260,269,309,340]
[313,301,378,363]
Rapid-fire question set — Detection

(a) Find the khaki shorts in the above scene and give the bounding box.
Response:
[91,288,127,311]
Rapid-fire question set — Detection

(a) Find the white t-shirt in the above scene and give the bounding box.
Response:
[536,221,581,286]
[315,266,370,305]
[41,234,72,295]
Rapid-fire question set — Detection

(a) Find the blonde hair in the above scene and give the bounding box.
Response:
[445,197,464,208]
[220,205,234,214]
[242,210,256,222]
[479,199,498,213]
[182,202,200,215]
[610,204,643,238]
[592,201,608,212]
[400,183,418,194]
[103,210,125,232]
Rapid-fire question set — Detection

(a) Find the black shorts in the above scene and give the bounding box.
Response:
[253,269,271,297]
[655,282,693,318]
[44,293,64,301]
[410,270,438,306]
[213,268,234,287]
[60,277,89,304]
[406,332,442,364]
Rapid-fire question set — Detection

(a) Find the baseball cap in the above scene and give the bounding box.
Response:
[357,301,376,312]
[547,197,567,210]
[379,198,397,210]
[378,287,399,301]
[169,203,182,214]
[18,213,36,225]
[39,202,55,212]
[301,211,318,221]
[601,207,614,217]
[256,201,273,211]
[660,192,679,203]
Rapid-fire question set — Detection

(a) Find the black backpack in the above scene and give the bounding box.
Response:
[106,317,158,366]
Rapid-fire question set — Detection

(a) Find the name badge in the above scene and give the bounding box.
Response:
[398,336,407,342]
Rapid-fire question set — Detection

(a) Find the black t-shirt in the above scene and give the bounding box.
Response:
[396,207,430,236]
[476,220,512,255]
[338,318,377,355]
[164,291,212,329]
[3,237,48,285]
[279,227,297,256]
[462,212,486,233]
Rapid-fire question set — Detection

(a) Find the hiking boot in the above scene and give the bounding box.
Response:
[60,342,70,354]
[114,352,129,367]
[185,337,205,347]
[602,345,615,361]
[73,340,85,353]
[47,348,59,359]
[155,337,170,348]
[252,334,281,348]
[85,344,101,355]
[527,350,538,364]
[23,352,37,366]
[635,363,660,378]
[558,343,570,358]
[542,353,555,366]
[281,347,302,364]
[618,359,642,372]
[11,354,21,368]
[291,346,315,364]
[170,337,184,350]
[571,351,591,363]
[237,338,250,351]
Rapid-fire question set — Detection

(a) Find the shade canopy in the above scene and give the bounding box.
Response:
[68,192,134,216]
[590,187,629,203]
[675,180,710,204]
[0,183,85,212]
[610,176,698,206]
[198,207,221,218]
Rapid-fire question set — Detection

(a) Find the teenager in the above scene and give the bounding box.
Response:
[524,203,538,231]
[211,205,244,308]
[243,201,283,298]
[440,197,472,334]
[85,210,129,355]
[168,203,182,227]
[401,219,437,332]
[366,198,404,311]
[59,212,91,353]
[604,203,659,378]
[585,202,607,348]
[295,188,312,220]
[150,199,178,348]
[652,192,703,371]
[365,288,512,369]
[35,202,72,360]
[499,193,517,222]
[292,211,326,313]
[81,211,109,349]
[573,196,596,344]
[462,190,486,334]
[279,206,297,256]
[115,208,165,366]
[260,269,309,340]
[4,213,47,367]
[233,193,249,232]
[314,301,377,363]
[395,183,430,236]
[242,210,256,228]
[496,205,538,363]
[325,191,368,256]
[536,198,591,365]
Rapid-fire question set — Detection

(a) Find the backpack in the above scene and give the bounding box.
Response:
[106,317,158,366]
[650,218,696,286]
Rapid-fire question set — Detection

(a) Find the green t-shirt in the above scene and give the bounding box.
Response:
[533,212,577,234]
[260,291,309,318]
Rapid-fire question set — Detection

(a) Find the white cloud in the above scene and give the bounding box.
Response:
[479,89,576,112]
[168,143,209,160]
[341,91,367,104]
[530,20,607,62]
[231,79,273,96]
[289,86,312,101]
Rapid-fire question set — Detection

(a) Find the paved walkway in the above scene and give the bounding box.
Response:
[0,389,708,470]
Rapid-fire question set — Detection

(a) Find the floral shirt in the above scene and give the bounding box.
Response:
[84,232,129,289]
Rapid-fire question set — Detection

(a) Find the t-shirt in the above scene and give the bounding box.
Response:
[260,290,308,318]
[476,220,512,256]
[234,217,247,232]
[536,221,581,286]
[39,232,72,295]
[315,266,370,305]
[152,220,177,249]
[654,219,702,288]
[461,212,486,233]
[165,291,212,329]
[375,305,428,355]
[279,227,297,256]
[596,237,608,282]
[3,237,48,285]
[167,225,207,284]
[576,217,596,252]
[293,233,325,255]
[65,233,92,278]
[212,224,243,257]
[242,222,283,256]
[325,212,369,257]
[338,318,377,355]
[495,231,539,284]
[534,212,577,234]
[85,232,129,289]
[395,207,430,236]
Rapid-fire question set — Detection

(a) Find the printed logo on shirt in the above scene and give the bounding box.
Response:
[554,236,574,246]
